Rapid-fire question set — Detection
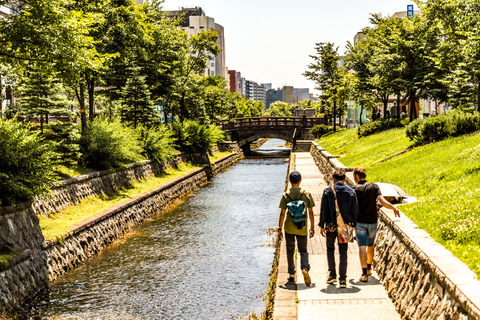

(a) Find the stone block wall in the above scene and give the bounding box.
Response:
[0,205,48,313]
[310,141,480,320]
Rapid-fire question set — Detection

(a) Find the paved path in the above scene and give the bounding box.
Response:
[273,152,401,320]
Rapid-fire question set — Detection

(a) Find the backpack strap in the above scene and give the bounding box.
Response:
[285,190,305,203]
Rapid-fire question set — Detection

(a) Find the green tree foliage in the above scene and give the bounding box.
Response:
[172,120,225,154]
[79,117,143,170]
[17,66,81,165]
[304,42,342,131]
[136,124,177,163]
[311,124,330,138]
[264,101,294,117]
[0,119,58,206]
[118,66,157,128]
[17,66,73,133]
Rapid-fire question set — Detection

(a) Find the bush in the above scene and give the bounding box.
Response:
[357,119,403,137]
[136,124,177,163]
[79,117,143,170]
[311,124,330,138]
[0,118,58,206]
[172,120,225,154]
[405,111,480,144]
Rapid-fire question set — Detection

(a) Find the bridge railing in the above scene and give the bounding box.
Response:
[221,117,324,130]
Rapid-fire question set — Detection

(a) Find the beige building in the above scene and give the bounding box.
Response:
[167,7,227,79]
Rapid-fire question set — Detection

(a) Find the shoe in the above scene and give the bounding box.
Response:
[302,269,311,286]
[339,280,347,288]
[288,274,295,282]
[326,276,337,284]
[367,269,372,276]
[359,274,368,282]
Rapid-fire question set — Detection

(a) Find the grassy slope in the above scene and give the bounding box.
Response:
[39,163,202,241]
[318,128,480,277]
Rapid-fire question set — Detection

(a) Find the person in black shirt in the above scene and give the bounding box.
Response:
[353,167,400,282]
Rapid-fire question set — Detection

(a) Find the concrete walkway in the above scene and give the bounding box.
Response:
[273,152,401,320]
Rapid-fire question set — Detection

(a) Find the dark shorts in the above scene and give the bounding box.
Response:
[355,222,378,247]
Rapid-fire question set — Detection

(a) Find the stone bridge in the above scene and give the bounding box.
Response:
[221,116,324,154]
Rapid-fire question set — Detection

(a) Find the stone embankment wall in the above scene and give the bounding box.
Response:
[310,141,480,320]
[0,205,48,313]
[0,148,243,313]
[250,138,269,149]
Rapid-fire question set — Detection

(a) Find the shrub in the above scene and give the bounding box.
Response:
[405,111,480,144]
[405,118,423,144]
[136,124,177,163]
[172,120,225,154]
[0,118,58,206]
[311,124,330,138]
[79,117,143,170]
[357,119,403,137]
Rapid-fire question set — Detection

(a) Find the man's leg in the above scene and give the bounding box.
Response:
[296,235,309,271]
[338,241,348,281]
[296,235,311,286]
[326,231,337,280]
[355,223,369,280]
[366,223,378,275]
[285,232,296,277]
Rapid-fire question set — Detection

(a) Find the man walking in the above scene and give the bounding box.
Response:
[278,171,315,286]
[320,169,358,288]
[353,167,400,282]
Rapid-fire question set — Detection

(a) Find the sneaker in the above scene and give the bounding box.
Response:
[288,274,295,282]
[302,269,311,286]
[367,269,372,276]
[326,276,337,284]
[339,280,347,288]
[359,274,368,282]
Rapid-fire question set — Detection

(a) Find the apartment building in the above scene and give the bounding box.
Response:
[166,7,226,78]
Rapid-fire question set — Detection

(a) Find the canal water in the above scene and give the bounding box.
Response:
[15,140,290,320]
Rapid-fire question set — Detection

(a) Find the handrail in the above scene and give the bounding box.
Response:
[221,117,323,130]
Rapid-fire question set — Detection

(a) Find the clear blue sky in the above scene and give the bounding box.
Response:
[162,0,417,96]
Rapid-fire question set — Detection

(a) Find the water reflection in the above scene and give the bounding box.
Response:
[15,158,288,320]
[250,138,291,157]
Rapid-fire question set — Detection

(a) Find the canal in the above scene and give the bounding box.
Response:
[15,140,289,320]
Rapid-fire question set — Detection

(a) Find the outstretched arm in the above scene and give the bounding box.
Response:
[378,195,400,217]
[308,207,315,238]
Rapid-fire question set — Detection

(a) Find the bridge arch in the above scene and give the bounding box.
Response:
[238,133,294,147]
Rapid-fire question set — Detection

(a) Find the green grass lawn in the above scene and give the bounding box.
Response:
[208,151,232,162]
[318,128,413,167]
[320,129,480,277]
[39,162,202,242]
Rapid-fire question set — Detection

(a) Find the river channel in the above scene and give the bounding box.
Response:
[15,140,289,320]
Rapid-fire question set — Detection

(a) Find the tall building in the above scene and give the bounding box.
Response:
[265,86,311,108]
[245,80,266,106]
[166,7,226,78]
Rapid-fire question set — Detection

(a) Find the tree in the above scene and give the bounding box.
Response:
[304,42,342,131]
[17,66,72,133]
[264,101,294,117]
[117,66,157,128]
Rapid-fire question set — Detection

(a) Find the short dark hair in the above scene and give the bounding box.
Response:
[289,171,302,183]
[353,167,366,180]
[332,169,346,181]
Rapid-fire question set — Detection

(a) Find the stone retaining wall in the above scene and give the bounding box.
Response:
[309,140,480,320]
[0,150,243,313]
[0,205,48,313]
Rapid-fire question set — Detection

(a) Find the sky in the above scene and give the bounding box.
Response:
[162,0,418,96]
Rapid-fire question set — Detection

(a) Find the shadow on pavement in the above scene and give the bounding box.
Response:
[349,276,381,286]
[320,284,361,294]
[278,281,297,290]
